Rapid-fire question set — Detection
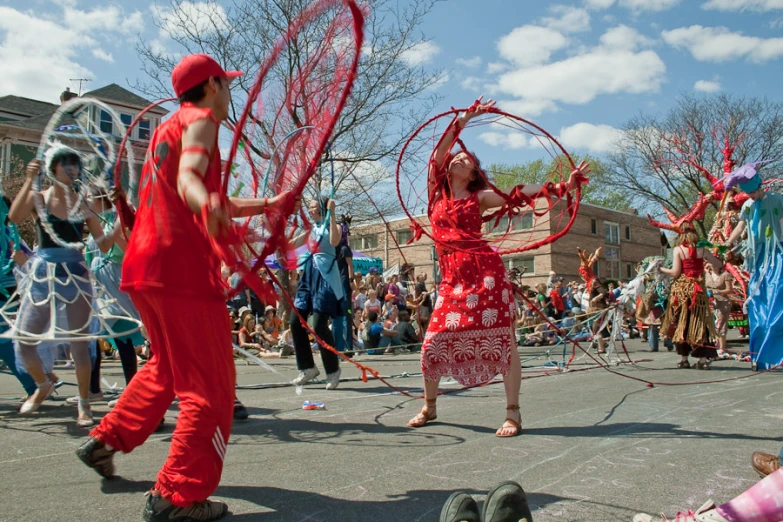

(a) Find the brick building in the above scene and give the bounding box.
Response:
[350,199,667,286]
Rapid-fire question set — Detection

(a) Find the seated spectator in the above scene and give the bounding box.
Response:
[364,289,382,319]
[258,305,283,348]
[395,310,421,351]
[362,311,400,354]
[237,313,268,353]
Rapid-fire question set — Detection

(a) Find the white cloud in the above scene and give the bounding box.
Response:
[540,5,591,34]
[497,26,568,66]
[478,132,532,150]
[91,48,115,63]
[456,56,482,68]
[599,25,655,50]
[494,48,665,106]
[662,25,783,62]
[694,79,721,92]
[152,1,230,39]
[64,5,144,35]
[584,0,681,10]
[401,41,441,66]
[702,0,783,11]
[486,62,508,74]
[497,98,559,117]
[460,76,483,91]
[560,123,623,153]
[0,6,96,101]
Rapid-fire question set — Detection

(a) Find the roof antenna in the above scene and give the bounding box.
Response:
[69,78,92,96]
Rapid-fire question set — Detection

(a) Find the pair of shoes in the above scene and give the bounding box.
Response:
[75,437,116,478]
[325,368,341,390]
[677,360,691,369]
[408,398,437,427]
[19,380,55,415]
[292,367,320,386]
[439,481,532,522]
[496,405,521,437]
[634,500,728,521]
[144,490,228,522]
[233,399,249,420]
[66,392,105,405]
[751,451,780,477]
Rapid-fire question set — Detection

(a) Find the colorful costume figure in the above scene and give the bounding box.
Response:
[86,207,145,385]
[725,163,783,370]
[332,219,354,353]
[660,241,718,367]
[423,193,516,385]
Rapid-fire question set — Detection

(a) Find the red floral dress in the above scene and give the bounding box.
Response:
[422,193,515,386]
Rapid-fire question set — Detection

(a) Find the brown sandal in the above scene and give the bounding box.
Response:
[695,361,711,370]
[408,398,437,427]
[677,360,690,368]
[496,405,521,437]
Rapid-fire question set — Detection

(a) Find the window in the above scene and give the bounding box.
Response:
[120,113,132,129]
[604,222,620,245]
[349,237,363,251]
[604,247,620,279]
[138,119,151,140]
[625,226,631,241]
[362,235,378,249]
[591,218,597,235]
[626,263,633,279]
[99,109,113,135]
[396,229,412,244]
[508,257,534,274]
[493,213,534,232]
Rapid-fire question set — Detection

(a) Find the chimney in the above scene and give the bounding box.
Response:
[60,87,78,104]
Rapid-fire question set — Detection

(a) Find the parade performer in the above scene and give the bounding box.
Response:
[658,225,722,370]
[0,196,37,401]
[85,190,145,394]
[406,97,589,436]
[76,54,300,521]
[289,198,344,390]
[8,147,123,427]
[724,163,783,370]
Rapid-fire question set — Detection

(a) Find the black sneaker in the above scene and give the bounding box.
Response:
[143,491,228,521]
[75,437,116,478]
[440,492,480,522]
[233,399,249,420]
[482,481,533,522]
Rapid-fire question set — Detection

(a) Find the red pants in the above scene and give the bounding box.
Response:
[91,291,235,507]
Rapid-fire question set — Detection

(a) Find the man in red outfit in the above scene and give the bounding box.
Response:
[76,54,300,522]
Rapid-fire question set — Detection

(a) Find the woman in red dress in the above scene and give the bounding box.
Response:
[407,98,589,436]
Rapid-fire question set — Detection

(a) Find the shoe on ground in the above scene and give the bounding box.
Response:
[75,437,116,478]
[155,418,166,433]
[439,492,480,522]
[752,451,780,477]
[325,368,341,390]
[292,367,320,386]
[143,491,228,522]
[233,399,249,420]
[108,398,119,408]
[633,500,728,522]
[66,392,105,405]
[483,481,533,522]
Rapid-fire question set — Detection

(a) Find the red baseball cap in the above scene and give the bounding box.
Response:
[171,54,243,97]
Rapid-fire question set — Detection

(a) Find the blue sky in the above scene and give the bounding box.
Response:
[2,0,782,166]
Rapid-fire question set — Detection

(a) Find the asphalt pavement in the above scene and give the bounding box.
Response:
[0,334,777,522]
